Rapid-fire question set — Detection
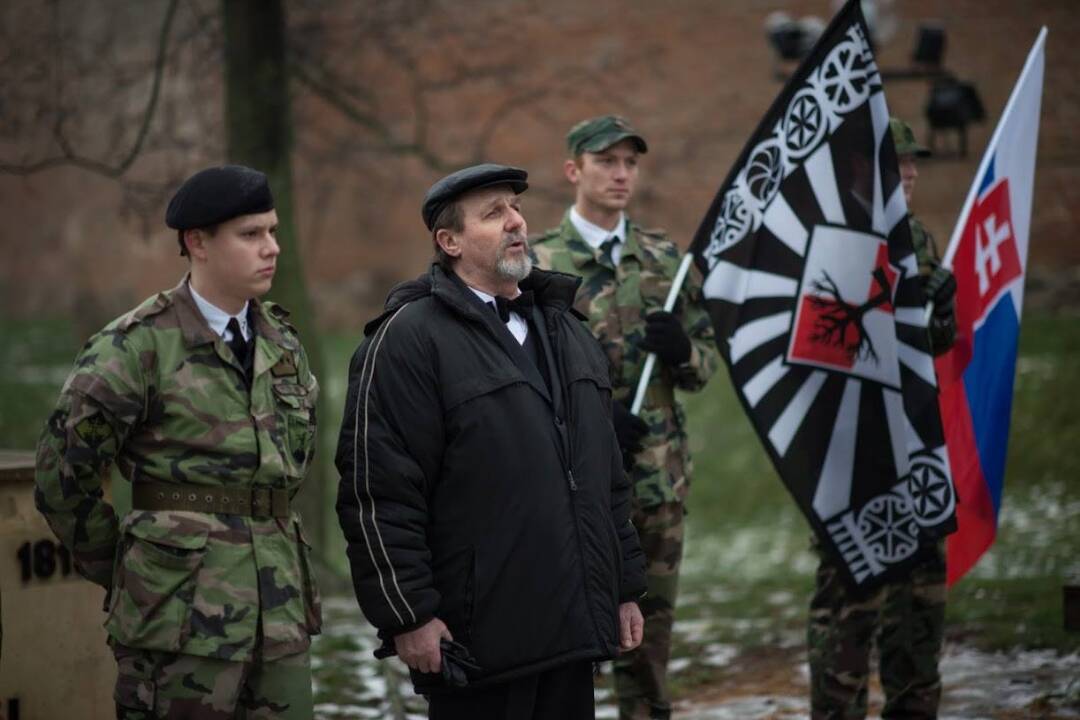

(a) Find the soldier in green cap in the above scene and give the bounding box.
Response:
[531,115,720,719]
[34,165,322,718]
[807,118,957,720]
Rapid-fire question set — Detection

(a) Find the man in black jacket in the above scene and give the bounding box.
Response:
[336,163,647,719]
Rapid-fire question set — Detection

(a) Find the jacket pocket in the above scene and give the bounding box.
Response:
[295,521,323,634]
[443,370,523,412]
[433,545,475,643]
[272,379,317,477]
[105,518,209,651]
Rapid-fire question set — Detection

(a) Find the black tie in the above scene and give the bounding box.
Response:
[490,291,534,323]
[599,237,619,266]
[226,317,250,367]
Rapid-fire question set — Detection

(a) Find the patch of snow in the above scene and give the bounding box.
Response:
[678,695,807,718]
[669,657,693,673]
[701,643,738,667]
[673,618,713,640]
[766,590,795,606]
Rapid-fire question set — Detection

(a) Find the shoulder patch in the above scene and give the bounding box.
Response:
[264,301,300,336]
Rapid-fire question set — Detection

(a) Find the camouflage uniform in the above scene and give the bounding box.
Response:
[808,213,955,720]
[35,277,321,719]
[532,213,719,719]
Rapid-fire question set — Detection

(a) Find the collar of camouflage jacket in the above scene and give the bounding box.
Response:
[558,210,643,270]
[171,276,297,354]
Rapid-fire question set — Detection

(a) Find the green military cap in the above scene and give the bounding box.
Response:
[890,117,931,158]
[566,115,648,156]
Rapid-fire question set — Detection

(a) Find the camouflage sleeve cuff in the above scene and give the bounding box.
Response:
[73,545,118,590]
[672,344,710,391]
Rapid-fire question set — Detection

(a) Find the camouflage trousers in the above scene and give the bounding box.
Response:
[112,642,313,719]
[808,540,947,719]
[613,501,684,720]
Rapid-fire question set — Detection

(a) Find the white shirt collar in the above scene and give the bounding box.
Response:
[467,286,498,305]
[570,207,626,265]
[188,282,250,341]
[466,285,528,345]
[569,206,626,251]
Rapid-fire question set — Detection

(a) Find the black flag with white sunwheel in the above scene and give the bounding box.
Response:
[689,0,956,589]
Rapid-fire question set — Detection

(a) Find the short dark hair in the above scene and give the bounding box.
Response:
[431,200,464,269]
[177,224,218,257]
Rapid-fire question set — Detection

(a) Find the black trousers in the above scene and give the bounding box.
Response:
[427,660,595,720]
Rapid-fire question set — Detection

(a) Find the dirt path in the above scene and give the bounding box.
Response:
[667,643,1080,719]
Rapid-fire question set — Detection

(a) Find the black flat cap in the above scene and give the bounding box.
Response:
[165,165,274,230]
[422,163,528,231]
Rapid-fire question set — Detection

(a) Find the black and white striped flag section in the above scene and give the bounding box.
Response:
[688,0,956,590]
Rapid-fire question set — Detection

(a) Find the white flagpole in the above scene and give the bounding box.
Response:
[923,26,1047,324]
[630,253,696,416]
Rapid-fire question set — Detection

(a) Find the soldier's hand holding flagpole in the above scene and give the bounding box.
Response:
[630,253,695,415]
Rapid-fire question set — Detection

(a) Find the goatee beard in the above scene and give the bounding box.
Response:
[496,235,532,282]
[496,253,532,282]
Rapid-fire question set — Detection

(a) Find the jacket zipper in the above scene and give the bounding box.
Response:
[551,311,610,650]
[549,316,576,491]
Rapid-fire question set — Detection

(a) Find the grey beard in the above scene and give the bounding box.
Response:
[496,249,532,282]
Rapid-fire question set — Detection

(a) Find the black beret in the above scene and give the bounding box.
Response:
[165,165,274,230]
[422,163,528,231]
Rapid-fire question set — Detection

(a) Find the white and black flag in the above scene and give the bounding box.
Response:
[690,0,956,589]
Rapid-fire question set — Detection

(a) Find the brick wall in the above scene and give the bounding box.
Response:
[1,0,1076,329]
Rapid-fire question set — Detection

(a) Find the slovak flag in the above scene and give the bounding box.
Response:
[937,28,1047,585]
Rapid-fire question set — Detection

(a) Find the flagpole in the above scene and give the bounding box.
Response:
[630,253,695,416]
[922,25,1047,325]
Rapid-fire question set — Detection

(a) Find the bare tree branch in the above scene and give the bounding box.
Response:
[289,55,454,172]
[0,0,180,177]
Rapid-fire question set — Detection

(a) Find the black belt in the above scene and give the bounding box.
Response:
[132,481,290,518]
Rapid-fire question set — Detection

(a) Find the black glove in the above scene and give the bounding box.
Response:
[440,638,481,687]
[640,311,692,367]
[923,265,957,317]
[612,401,649,458]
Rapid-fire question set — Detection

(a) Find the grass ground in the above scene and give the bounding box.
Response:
[2,308,1078,714]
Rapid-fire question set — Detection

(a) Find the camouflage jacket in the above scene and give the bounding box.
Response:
[910,214,957,353]
[34,277,321,662]
[531,212,720,507]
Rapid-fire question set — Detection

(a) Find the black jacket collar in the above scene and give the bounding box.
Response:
[371,263,587,408]
[366,263,584,336]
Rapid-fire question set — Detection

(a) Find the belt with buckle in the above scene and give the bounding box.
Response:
[132,481,290,518]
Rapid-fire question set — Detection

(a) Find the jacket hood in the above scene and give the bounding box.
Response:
[362,273,432,336]
[364,263,584,337]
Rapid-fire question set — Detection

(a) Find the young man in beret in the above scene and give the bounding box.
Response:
[336,163,646,719]
[35,165,321,718]
[807,118,957,719]
[531,116,719,720]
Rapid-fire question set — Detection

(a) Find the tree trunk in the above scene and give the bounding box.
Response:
[222,0,330,555]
